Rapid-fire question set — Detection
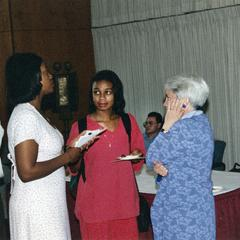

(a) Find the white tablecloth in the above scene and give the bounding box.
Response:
[135,164,240,196]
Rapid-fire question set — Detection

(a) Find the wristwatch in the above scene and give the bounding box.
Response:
[160,128,168,133]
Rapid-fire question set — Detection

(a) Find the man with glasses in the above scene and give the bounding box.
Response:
[143,112,163,150]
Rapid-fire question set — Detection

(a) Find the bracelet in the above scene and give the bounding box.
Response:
[67,166,78,176]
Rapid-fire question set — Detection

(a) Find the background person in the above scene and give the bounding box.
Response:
[6,53,90,240]
[143,111,163,150]
[67,70,145,240]
[146,74,215,240]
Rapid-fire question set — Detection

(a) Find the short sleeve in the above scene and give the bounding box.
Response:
[128,113,146,172]
[128,113,145,153]
[13,110,41,147]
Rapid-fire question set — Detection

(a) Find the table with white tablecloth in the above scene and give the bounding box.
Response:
[135,164,240,195]
[135,164,240,240]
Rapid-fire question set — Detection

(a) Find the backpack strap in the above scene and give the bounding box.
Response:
[78,117,87,132]
[78,117,87,182]
[120,112,131,146]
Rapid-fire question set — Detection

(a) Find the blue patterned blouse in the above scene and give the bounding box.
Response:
[146,111,216,240]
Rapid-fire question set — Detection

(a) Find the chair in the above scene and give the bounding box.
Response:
[229,162,240,172]
[212,140,226,171]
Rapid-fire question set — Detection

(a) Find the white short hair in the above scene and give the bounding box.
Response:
[164,74,209,108]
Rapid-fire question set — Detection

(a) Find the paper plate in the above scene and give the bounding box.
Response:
[74,128,106,148]
[212,186,223,193]
[115,155,145,161]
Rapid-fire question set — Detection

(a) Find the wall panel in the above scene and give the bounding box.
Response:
[0,32,12,128]
[0,0,12,129]
[11,0,90,30]
[0,0,95,135]
[0,0,10,32]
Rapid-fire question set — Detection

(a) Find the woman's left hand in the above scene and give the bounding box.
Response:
[130,149,143,156]
[153,161,168,176]
[130,149,143,163]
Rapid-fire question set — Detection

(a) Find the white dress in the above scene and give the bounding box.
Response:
[7,103,71,240]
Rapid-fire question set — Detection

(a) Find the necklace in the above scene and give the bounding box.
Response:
[102,131,113,148]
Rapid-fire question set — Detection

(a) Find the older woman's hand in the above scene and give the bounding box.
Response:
[153,161,168,176]
[162,98,187,131]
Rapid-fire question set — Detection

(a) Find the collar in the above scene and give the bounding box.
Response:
[181,110,203,119]
[144,132,159,139]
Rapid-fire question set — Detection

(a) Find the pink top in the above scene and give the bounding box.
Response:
[67,113,145,223]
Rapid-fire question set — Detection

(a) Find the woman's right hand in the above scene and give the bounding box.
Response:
[68,130,99,151]
[162,98,186,131]
[66,147,82,165]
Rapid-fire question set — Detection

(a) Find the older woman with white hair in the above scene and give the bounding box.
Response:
[146,74,215,240]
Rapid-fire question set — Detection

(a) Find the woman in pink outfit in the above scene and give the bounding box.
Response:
[67,70,145,240]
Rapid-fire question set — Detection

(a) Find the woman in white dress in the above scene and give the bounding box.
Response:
[5,53,87,240]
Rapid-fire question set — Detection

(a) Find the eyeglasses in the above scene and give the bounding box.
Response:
[143,121,158,127]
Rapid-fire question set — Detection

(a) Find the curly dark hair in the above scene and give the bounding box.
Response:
[5,53,43,109]
[88,70,126,115]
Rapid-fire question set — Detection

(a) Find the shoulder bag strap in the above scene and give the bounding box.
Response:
[78,117,87,182]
